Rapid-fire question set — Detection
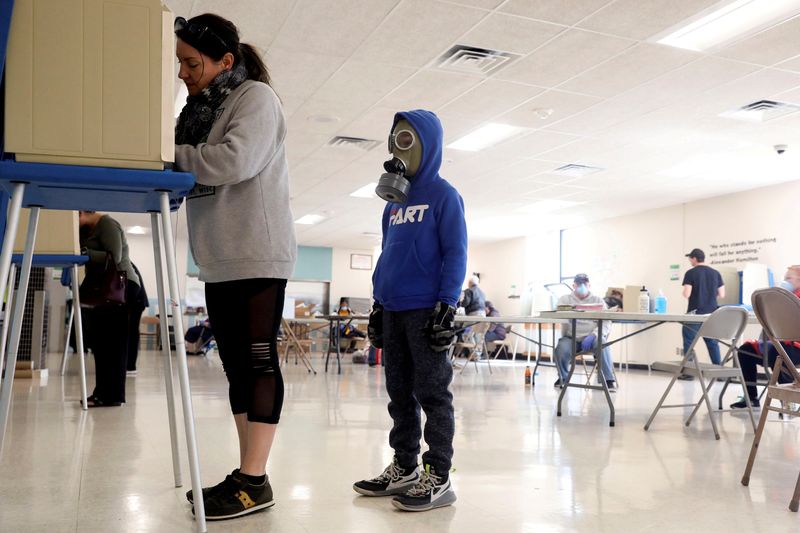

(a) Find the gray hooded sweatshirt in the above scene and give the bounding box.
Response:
[175,80,297,283]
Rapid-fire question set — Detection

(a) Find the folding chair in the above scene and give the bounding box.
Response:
[741,288,800,512]
[455,321,491,374]
[644,306,753,440]
[489,325,512,360]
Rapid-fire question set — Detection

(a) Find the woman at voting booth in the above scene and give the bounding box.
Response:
[173,13,297,521]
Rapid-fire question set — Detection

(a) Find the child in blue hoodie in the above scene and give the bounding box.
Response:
[352,110,467,512]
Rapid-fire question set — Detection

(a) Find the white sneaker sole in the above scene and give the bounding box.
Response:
[391,491,457,511]
[202,499,275,521]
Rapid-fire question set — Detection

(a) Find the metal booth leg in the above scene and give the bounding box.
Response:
[71,264,88,410]
[0,263,15,376]
[150,212,182,487]
[0,184,25,380]
[0,202,38,452]
[158,194,205,532]
[59,300,73,376]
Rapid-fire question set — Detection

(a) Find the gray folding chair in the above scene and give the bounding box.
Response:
[644,306,753,440]
[742,288,800,512]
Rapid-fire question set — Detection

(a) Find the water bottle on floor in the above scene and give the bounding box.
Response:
[524,366,532,386]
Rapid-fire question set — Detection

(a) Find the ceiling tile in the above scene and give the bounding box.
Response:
[496,89,603,129]
[577,0,720,40]
[164,0,193,17]
[494,29,634,88]
[441,80,545,122]
[499,0,612,26]
[339,107,398,142]
[716,16,800,67]
[488,132,580,160]
[271,0,399,57]
[445,0,504,9]
[559,43,699,98]
[267,47,345,104]
[352,0,487,68]
[191,0,294,49]
[379,70,483,112]
[459,12,565,55]
[311,61,417,109]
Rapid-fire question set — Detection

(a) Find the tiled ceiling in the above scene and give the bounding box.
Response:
[163,0,800,248]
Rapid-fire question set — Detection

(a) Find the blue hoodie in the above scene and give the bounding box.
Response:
[372,110,468,312]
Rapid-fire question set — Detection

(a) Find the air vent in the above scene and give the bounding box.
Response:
[549,164,604,178]
[436,45,520,76]
[720,99,800,122]
[327,136,380,151]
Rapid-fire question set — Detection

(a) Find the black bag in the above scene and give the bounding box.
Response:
[80,253,127,308]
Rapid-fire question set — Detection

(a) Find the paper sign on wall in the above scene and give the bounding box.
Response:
[669,264,680,281]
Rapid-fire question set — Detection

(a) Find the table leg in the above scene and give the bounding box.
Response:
[557,319,579,417]
[0,184,25,375]
[60,297,73,376]
[325,320,332,372]
[336,320,342,374]
[0,263,15,378]
[0,203,38,453]
[532,323,543,387]
[158,194,205,532]
[596,319,615,427]
[150,212,182,488]
[71,264,88,411]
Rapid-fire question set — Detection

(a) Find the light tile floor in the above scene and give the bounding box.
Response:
[1,351,799,532]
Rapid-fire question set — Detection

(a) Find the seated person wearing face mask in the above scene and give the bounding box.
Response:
[731,265,800,409]
[553,273,617,391]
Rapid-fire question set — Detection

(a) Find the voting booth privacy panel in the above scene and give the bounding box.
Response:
[4,0,175,170]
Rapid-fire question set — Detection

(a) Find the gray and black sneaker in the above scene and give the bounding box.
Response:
[186,468,239,504]
[193,471,274,521]
[353,458,419,496]
[391,464,456,512]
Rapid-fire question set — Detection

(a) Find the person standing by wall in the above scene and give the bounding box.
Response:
[174,13,296,520]
[681,248,725,374]
[125,263,148,375]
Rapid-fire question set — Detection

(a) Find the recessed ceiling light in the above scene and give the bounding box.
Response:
[295,214,324,225]
[519,199,582,214]
[532,108,554,119]
[654,0,800,52]
[308,114,340,124]
[350,183,378,199]
[447,123,531,152]
[126,225,148,235]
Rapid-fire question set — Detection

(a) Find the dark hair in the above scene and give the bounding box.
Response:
[179,13,272,86]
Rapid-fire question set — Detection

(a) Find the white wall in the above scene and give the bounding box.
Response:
[560,179,798,364]
[330,247,376,306]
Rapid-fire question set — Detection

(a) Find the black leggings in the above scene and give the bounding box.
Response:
[205,278,286,424]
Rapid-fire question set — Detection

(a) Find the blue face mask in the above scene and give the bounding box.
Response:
[780,279,795,292]
[575,284,589,297]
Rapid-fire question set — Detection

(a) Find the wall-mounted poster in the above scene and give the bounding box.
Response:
[350,254,372,270]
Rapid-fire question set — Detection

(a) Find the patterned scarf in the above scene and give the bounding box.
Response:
[175,63,248,146]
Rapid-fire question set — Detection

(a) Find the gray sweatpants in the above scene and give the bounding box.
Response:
[384,308,455,473]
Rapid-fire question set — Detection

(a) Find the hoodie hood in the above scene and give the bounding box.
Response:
[391,110,443,188]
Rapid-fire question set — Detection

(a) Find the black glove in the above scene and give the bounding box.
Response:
[368,303,384,349]
[426,302,456,352]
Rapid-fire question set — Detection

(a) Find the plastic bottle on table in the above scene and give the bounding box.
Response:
[524,366,532,386]
[638,286,650,313]
[655,290,667,314]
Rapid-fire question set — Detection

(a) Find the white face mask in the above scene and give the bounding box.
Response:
[575,284,589,297]
[780,279,795,292]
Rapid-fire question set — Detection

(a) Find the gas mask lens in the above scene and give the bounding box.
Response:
[389,129,415,152]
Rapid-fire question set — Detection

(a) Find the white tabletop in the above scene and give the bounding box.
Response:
[543,309,760,325]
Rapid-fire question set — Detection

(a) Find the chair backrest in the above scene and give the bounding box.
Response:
[696,306,749,343]
[751,288,800,382]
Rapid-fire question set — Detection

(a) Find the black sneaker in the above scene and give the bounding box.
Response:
[676,374,694,381]
[554,378,563,388]
[605,380,618,392]
[186,468,239,504]
[730,398,759,409]
[193,472,274,520]
[353,458,419,496]
[391,464,457,512]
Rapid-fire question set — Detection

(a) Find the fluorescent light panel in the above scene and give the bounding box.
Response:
[350,183,378,198]
[295,214,324,225]
[656,0,800,51]
[447,123,530,152]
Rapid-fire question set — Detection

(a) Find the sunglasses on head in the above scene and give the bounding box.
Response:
[174,16,230,57]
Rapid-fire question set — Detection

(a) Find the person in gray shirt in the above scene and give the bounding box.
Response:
[174,13,296,521]
[553,273,617,391]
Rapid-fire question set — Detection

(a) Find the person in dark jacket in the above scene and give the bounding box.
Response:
[126,263,149,374]
[484,301,507,344]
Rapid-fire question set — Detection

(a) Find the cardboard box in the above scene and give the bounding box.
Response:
[623,285,646,313]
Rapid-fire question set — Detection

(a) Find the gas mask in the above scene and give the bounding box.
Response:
[375,119,422,204]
